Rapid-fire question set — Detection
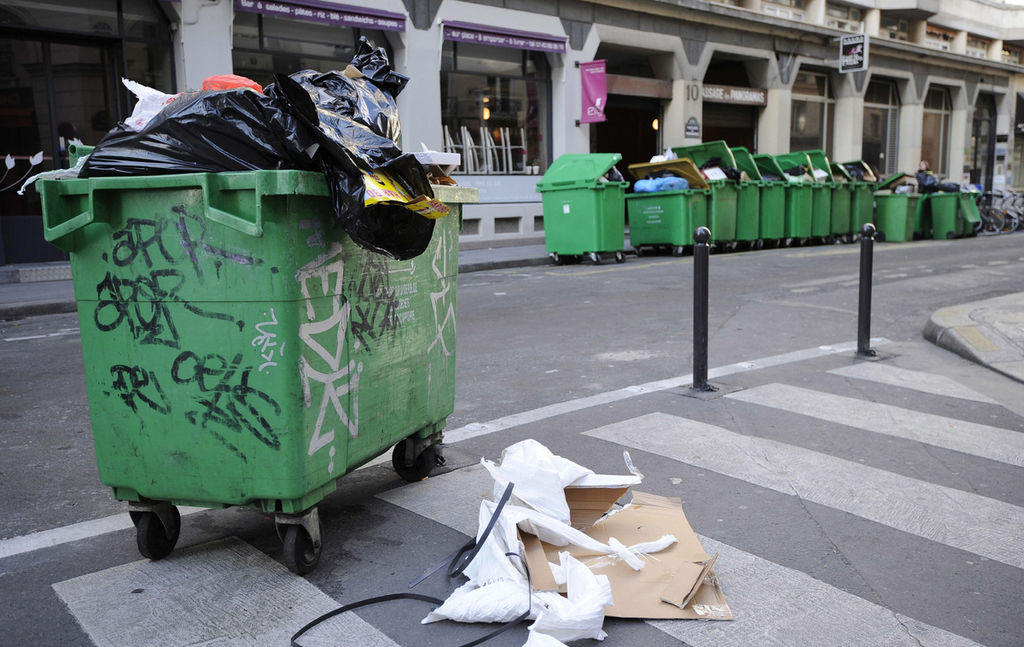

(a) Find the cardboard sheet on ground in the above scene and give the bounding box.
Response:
[521,491,732,620]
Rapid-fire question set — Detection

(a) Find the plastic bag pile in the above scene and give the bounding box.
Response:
[80,38,441,260]
[422,439,683,646]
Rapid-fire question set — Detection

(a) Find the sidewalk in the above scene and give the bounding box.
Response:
[923,291,1024,384]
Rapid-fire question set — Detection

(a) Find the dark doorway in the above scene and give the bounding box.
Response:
[591,94,662,173]
[970,94,997,192]
[703,103,757,151]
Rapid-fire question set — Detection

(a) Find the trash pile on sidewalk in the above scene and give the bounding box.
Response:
[425,440,732,646]
[26,38,454,261]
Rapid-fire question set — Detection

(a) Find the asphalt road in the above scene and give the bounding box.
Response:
[1,233,1022,646]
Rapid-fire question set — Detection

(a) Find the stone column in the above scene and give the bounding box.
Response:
[394,26,444,152]
[832,73,864,162]
[179,0,233,89]
[863,9,880,37]
[898,102,925,174]
[758,87,791,154]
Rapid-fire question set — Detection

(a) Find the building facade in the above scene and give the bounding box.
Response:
[2,0,1023,262]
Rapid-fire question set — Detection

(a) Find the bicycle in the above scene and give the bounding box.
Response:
[976,191,1005,234]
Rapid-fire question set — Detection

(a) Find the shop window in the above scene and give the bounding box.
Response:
[0,0,118,36]
[826,3,862,32]
[862,79,900,176]
[966,36,990,59]
[790,71,834,156]
[763,0,805,21]
[440,40,551,175]
[881,18,909,42]
[921,87,952,176]
[231,13,389,87]
[924,25,955,52]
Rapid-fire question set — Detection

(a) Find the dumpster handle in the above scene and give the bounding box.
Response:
[44,208,95,243]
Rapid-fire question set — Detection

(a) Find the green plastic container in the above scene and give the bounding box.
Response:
[959,192,982,236]
[536,153,628,262]
[625,159,709,253]
[836,162,878,233]
[926,192,962,239]
[39,161,476,571]
[874,174,920,242]
[671,141,739,245]
[732,146,782,244]
[755,154,812,242]
[828,164,854,239]
[791,150,837,238]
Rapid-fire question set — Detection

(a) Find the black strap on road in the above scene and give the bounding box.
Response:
[292,482,526,647]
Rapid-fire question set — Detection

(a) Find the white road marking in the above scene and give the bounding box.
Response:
[53,537,398,647]
[782,272,860,289]
[0,508,204,560]
[584,413,1024,569]
[726,383,1024,467]
[827,363,1000,404]
[442,339,891,444]
[3,328,80,342]
[379,464,982,647]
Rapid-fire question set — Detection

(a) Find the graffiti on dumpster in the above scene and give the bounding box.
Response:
[251,308,284,374]
[349,254,399,352]
[171,350,282,457]
[427,225,456,358]
[296,243,363,476]
[95,269,185,348]
[110,364,172,415]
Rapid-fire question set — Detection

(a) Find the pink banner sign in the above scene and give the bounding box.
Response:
[580,60,607,124]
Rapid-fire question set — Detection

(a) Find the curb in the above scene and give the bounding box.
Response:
[0,300,78,321]
[923,298,1024,385]
[458,257,550,273]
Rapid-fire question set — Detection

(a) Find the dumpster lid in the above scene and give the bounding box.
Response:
[758,153,813,183]
[839,160,877,183]
[878,172,913,190]
[670,140,737,171]
[626,159,709,189]
[730,147,762,181]
[829,162,853,181]
[536,153,624,190]
[795,149,834,181]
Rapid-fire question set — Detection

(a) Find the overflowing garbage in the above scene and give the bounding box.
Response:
[425,440,731,645]
[37,37,447,260]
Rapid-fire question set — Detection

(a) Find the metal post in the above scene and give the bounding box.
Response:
[692,226,715,391]
[857,223,877,358]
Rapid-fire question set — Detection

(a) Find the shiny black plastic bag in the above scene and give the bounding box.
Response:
[267,38,437,260]
[81,89,317,177]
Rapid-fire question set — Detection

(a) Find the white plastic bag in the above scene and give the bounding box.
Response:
[528,553,613,642]
[122,78,181,131]
[421,580,534,624]
[481,439,593,524]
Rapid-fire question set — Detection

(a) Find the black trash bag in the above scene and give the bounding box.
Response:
[699,157,722,170]
[939,181,960,192]
[761,171,783,182]
[843,163,864,181]
[605,166,625,182]
[723,167,742,181]
[916,171,939,194]
[785,165,808,177]
[81,89,318,177]
[267,37,438,260]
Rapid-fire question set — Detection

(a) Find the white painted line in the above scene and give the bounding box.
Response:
[987,260,1009,266]
[379,463,981,647]
[726,384,1024,467]
[827,363,999,404]
[442,338,891,445]
[0,508,204,560]
[585,413,1024,570]
[880,272,909,279]
[782,272,860,289]
[53,537,398,647]
[3,328,80,342]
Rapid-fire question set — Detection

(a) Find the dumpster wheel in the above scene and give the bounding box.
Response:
[277,508,322,575]
[130,503,180,561]
[392,439,441,482]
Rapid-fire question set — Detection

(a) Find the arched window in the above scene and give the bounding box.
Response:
[862,79,900,176]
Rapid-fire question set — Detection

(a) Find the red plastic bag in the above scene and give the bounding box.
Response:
[201,74,263,93]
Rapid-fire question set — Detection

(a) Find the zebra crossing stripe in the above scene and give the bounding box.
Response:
[827,363,999,404]
[584,412,1024,570]
[378,464,982,647]
[725,383,1024,467]
[53,537,399,647]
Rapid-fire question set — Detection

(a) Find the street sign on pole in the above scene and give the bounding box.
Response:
[839,34,868,73]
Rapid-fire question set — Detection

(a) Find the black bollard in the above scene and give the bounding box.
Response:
[857,223,877,358]
[692,226,716,391]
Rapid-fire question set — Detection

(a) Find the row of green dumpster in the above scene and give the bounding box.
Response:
[536,142,980,262]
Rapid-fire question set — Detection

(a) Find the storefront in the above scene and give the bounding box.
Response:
[862,78,901,176]
[0,0,174,265]
[790,70,834,156]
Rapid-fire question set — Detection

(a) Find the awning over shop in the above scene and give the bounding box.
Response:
[442,21,566,53]
[234,0,405,32]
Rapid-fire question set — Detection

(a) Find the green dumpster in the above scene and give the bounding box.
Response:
[39,147,477,574]
[837,160,877,233]
[782,150,833,240]
[625,158,709,255]
[924,192,962,239]
[828,163,855,241]
[755,153,813,244]
[732,147,784,245]
[536,153,628,264]
[874,173,921,242]
[959,191,982,236]
[671,141,740,246]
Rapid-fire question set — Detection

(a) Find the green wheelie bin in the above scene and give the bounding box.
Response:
[755,153,813,245]
[828,163,855,242]
[625,158,709,256]
[837,160,878,234]
[732,146,784,246]
[536,153,628,264]
[874,173,922,242]
[924,191,963,239]
[958,190,982,236]
[779,151,833,241]
[671,141,740,247]
[39,145,478,574]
